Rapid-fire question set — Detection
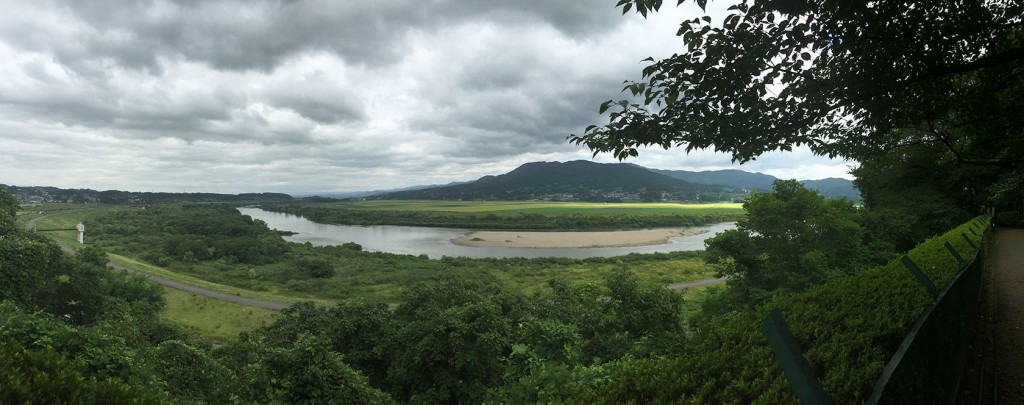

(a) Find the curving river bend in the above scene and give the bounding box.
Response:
[238,207,736,259]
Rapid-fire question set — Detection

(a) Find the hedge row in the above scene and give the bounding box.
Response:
[566,216,989,404]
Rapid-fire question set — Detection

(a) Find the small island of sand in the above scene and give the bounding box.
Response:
[451,228,710,248]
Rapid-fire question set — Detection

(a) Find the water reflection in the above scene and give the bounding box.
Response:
[238,207,736,259]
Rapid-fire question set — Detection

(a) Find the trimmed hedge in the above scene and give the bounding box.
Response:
[564,216,989,404]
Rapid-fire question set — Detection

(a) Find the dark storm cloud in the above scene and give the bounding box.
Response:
[9,0,623,74]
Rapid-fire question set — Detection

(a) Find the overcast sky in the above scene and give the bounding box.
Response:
[0,0,855,194]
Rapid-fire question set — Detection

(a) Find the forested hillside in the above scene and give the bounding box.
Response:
[654,168,861,200]
[4,185,292,205]
[380,160,728,202]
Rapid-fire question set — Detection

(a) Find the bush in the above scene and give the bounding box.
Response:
[996,210,1021,227]
[564,215,989,403]
[297,257,336,278]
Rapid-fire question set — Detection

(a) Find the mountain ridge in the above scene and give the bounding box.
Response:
[376,160,860,202]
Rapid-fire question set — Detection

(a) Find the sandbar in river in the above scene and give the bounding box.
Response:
[452,229,710,248]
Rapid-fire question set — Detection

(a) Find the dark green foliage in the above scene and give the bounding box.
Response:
[89,204,291,265]
[0,228,160,326]
[703,180,879,311]
[386,276,527,403]
[573,0,1023,169]
[297,257,336,278]
[149,340,235,403]
[0,302,166,398]
[242,301,393,388]
[561,216,987,403]
[238,335,395,404]
[853,144,993,251]
[0,338,163,404]
[0,188,18,235]
[533,271,685,362]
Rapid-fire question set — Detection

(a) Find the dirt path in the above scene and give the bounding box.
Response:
[57,242,291,311]
[28,212,291,310]
[105,260,291,310]
[992,229,1024,403]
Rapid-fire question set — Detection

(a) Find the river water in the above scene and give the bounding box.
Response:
[238,207,736,259]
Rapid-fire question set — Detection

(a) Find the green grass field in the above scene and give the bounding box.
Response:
[327,200,744,216]
[160,287,279,341]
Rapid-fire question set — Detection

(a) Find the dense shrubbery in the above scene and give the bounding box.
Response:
[546,216,988,403]
[89,204,291,266]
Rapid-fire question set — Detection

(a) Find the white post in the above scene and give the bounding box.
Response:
[76,222,85,244]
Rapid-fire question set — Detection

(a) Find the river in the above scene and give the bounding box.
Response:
[238,207,736,259]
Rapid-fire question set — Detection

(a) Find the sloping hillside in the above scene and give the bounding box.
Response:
[381,161,718,201]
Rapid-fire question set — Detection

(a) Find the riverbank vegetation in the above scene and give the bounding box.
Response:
[260,200,744,230]
[82,203,716,303]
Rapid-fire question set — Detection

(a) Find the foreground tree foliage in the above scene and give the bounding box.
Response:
[572,0,1023,163]
[572,0,1022,228]
[702,180,883,312]
[853,143,998,250]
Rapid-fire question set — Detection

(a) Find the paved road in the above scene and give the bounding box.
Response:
[666,276,727,290]
[992,229,1024,403]
[56,244,292,310]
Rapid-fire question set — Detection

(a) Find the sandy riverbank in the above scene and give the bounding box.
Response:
[451,228,710,248]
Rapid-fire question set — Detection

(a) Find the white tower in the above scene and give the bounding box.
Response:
[76,222,85,244]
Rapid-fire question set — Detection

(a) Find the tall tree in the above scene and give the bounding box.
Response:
[853,143,995,250]
[703,180,867,310]
[570,0,1023,171]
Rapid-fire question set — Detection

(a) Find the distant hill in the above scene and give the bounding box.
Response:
[297,181,471,200]
[380,160,723,202]
[799,178,861,201]
[3,185,293,205]
[376,161,860,202]
[652,169,777,191]
[654,169,860,201]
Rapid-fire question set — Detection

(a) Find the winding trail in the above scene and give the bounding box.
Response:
[958,228,1024,404]
[27,212,291,311]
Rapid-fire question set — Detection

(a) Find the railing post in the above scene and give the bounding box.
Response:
[943,242,965,264]
[901,256,938,299]
[962,233,977,249]
[762,309,833,404]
